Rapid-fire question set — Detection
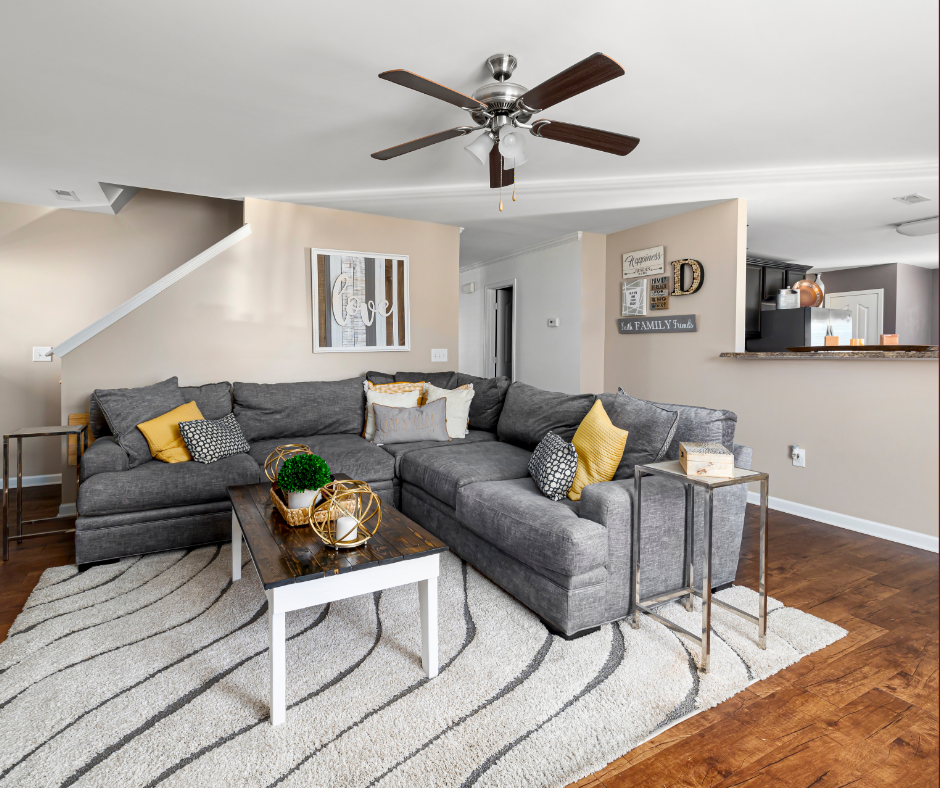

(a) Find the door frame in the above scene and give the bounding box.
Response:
[825,288,884,339]
[484,279,517,381]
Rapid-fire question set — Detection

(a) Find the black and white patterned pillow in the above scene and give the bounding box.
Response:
[179,414,250,464]
[528,432,578,501]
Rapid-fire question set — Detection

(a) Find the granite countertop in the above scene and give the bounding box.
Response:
[720,351,939,360]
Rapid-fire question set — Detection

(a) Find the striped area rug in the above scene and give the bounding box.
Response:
[0,544,845,788]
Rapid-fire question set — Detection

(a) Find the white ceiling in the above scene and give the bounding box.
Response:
[1,1,937,269]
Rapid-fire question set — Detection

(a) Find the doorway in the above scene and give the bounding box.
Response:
[825,289,884,343]
[485,280,516,380]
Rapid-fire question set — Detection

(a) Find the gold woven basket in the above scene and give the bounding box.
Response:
[264,445,347,528]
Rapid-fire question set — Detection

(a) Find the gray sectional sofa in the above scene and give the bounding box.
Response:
[77,372,751,637]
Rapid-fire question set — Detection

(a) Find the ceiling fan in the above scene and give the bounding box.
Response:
[371,53,640,189]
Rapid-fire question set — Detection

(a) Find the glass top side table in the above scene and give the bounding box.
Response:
[2,425,88,561]
[630,459,769,673]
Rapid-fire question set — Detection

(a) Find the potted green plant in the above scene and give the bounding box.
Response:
[277,453,331,510]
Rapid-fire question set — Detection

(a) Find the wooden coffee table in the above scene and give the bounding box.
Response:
[228,475,447,725]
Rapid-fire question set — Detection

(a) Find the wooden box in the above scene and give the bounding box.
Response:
[678,442,734,478]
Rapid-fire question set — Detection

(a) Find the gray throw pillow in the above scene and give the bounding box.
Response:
[453,373,511,432]
[372,399,450,444]
[651,400,737,459]
[395,371,457,389]
[93,377,185,468]
[599,389,679,480]
[366,371,396,386]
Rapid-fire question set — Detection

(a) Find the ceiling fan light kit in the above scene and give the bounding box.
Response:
[372,51,640,208]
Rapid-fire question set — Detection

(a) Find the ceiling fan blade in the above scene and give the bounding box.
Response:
[489,146,514,189]
[371,127,475,160]
[518,53,624,112]
[530,120,639,156]
[379,70,486,111]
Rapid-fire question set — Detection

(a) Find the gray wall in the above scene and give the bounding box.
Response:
[896,264,936,344]
[932,269,939,345]
[819,263,897,333]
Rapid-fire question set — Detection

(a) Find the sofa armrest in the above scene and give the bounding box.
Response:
[80,436,128,482]
[579,479,633,621]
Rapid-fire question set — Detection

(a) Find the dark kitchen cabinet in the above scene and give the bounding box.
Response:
[745,258,812,339]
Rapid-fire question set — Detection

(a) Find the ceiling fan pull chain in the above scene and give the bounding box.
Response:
[499,158,504,211]
[512,159,517,201]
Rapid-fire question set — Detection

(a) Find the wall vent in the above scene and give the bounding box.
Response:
[52,189,80,201]
[893,193,930,205]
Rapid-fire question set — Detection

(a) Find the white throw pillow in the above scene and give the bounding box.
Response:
[364,389,421,441]
[425,382,474,439]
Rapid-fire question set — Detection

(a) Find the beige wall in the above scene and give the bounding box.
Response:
[580,232,607,394]
[604,200,938,539]
[60,198,461,498]
[0,190,243,480]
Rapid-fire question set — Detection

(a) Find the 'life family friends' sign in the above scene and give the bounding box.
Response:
[617,315,697,334]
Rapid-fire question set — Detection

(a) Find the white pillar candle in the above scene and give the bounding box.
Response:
[335,516,357,543]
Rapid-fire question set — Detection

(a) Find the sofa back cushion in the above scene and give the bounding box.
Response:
[93,376,186,468]
[88,394,112,438]
[497,382,595,450]
[651,400,737,459]
[598,390,679,479]
[366,370,396,386]
[233,378,366,442]
[395,370,456,389]
[453,373,511,432]
[180,382,232,420]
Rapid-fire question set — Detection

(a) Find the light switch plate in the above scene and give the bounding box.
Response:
[431,348,448,362]
[33,347,53,362]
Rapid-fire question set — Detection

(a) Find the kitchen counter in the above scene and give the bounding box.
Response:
[720,351,938,360]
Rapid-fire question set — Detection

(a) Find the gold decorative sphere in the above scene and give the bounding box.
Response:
[309,479,382,549]
[264,444,313,484]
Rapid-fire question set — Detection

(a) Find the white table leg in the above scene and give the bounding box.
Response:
[231,511,241,581]
[419,575,439,679]
[266,590,286,725]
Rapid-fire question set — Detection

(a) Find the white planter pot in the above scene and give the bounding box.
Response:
[287,489,323,510]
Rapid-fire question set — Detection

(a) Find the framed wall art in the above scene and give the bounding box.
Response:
[621,278,647,316]
[310,249,410,353]
[622,246,665,278]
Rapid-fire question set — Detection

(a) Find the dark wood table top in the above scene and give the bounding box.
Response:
[228,474,448,590]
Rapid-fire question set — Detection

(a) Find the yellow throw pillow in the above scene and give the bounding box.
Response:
[568,400,629,501]
[137,401,204,463]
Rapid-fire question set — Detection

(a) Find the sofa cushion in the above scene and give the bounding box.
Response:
[453,374,511,432]
[651,400,737,459]
[497,382,595,450]
[79,436,128,481]
[88,394,112,438]
[456,477,608,577]
[93,377,186,469]
[248,434,395,484]
[77,452,261,516]
[366,371,396,386]
[598,390,679,480]
[395,371,456,389]
[233,378,366,441]
[398,440,532,509]
[180,382,233,420]
[380,430,498,475]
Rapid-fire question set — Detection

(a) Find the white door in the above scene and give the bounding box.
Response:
[826,289,883,343]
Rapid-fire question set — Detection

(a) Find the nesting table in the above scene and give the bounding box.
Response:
[630,460,769,672]
[228,474,447,725]
[2,424,88,561]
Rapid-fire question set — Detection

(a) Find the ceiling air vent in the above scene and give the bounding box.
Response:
[52,189,80,201]
[893,193,930,205]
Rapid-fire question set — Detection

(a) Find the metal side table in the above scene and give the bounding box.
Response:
[2,425,88,560]
[630,460,769,672]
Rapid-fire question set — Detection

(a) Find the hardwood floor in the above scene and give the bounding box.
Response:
[1,487,936,787]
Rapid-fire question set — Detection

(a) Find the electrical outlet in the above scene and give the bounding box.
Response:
[32,347,53,362]
[791,445,805,467]
[431,348,448,363]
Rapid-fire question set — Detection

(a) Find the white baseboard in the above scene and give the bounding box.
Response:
[747,491,939,553]
[4,473,62,489]
[58,503,77,517]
